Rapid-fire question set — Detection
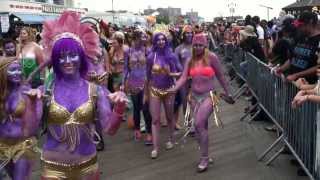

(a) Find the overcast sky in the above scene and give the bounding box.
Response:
[77,0,295,21]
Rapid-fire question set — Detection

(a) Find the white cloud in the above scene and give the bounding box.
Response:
[77,0,295,21]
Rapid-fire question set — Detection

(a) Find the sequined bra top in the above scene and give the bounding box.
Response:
[151,53,170,75]
[129,49,147,69]
[111,57,125,65]
[47,83,96,125]
[6,95,26,121]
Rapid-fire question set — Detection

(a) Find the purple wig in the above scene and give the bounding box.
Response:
[151,33,175,63]
[150,32,179,71]
[51,38,88,79]
[152,33,170,52]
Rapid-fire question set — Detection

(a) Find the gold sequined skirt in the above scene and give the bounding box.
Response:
[41,155,99,179]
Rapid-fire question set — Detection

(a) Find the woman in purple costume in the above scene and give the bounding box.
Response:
[40,11,127,179]
[0,57,42,180]
[122,30,153,144]
[146,32,182,159]
[168,33,234,172]
[174,25,194,127]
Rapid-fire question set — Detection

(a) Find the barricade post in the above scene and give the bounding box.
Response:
[230,49,318,180]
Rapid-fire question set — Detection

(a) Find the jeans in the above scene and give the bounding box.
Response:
[131,91,152,134]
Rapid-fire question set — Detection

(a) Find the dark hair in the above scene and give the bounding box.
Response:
[3,38,16,47]
[282,17,295,27]
[252,16,260,25]
[267,21,274,29]
[245,15,252,26]
[151,32,173,59]
[132,30,143,41]
[282,23,297,37]
[299,11,318,26]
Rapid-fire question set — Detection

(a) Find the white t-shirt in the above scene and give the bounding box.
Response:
[256,25,265,40]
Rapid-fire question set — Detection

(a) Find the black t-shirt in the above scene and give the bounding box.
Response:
[240,36,266,62]
[287,34,320,83]
[272,38,294,65]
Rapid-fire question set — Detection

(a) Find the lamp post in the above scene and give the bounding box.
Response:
[112,0,115,23]
[259,4,273,21]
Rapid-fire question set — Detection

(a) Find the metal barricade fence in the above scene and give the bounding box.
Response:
[230,49,319,180]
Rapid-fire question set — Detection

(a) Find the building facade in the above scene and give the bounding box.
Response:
[283,0,320,16]
[0,0,84,33]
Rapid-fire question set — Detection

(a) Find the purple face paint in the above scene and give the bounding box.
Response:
[193,44,205,56]
[185,32,193,44]
[4,42,16,57]
[58,51,80,76]
[156,35,166,49]
[7,62,22,84]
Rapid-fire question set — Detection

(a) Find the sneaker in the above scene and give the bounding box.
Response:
[197,157,209,173]
[140,126,146,133]
[244,96,253,101]
[264,125,277,132]
[151,150,158,159]
[96,140,105,151]
[166,141,174,150]
[175,124,182,131]
[144,134,153,146]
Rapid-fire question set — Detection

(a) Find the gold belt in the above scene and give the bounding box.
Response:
[127,86,144,95]
[0,137,39,169]
[41,155,98,179]
[150,85,174,99]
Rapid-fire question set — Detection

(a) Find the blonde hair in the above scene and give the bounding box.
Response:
[190,48,210,68]
[21,27,36,42]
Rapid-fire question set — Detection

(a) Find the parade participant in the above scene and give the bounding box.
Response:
[145,31,153,50]
[40,11,127,179]
[3,39,17,57]
[0,57,42,180]
[81,18,111,151]
[18,27,44,88]
[122,29,152,144]
[174,25,194,129]
[168,33,234,172]
[146,32,182,159]
[109,31,128,92]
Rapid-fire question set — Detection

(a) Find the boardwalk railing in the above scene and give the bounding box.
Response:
[229,48,319,180]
